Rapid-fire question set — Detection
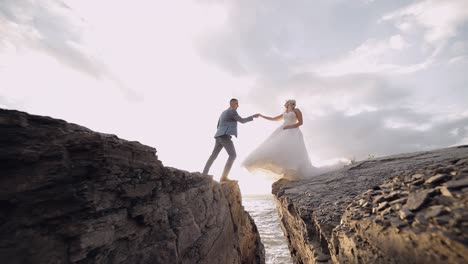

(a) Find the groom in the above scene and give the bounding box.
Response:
[203,98,259,181]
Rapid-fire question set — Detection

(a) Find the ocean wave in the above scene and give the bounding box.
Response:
[244,195,292,264]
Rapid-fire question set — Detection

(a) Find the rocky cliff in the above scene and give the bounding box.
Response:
[272,146,468,263]
[0,109,265,264]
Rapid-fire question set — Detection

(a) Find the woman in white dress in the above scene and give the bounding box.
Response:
[242,99,317,180]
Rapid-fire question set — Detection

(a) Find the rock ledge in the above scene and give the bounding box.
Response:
[273,146,468,264]
[0,108,265,264]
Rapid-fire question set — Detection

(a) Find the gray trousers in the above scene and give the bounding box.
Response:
[202,135,237,179]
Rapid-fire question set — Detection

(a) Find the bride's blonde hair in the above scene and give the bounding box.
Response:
[285,99,296,110]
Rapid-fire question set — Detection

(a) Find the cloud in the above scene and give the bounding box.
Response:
[313,0,468,76]
[311,35,412,76]
[196,0,406,77]
[382,0,468,43]
[0,0,100,76]
[250,71,468,161]
[0,95,15,109]
[196,0,468,77]
[0,0,141,100]
[303,108,468,161]
[246,72,408,114]
[246,64,468,162]
[389,34,407,50]
[194,0,468,163]
[374,0,468,74]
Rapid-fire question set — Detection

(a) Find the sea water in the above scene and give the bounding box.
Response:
[243,195,292,264]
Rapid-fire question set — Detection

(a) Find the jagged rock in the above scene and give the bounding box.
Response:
[383,191,400,201]
[424,205,445,218]
[406,189,431,211]
[272,145,468,264]
[0,109,265,264]
[446,178,468,190]
[380,206,393,216]
[425,174,450,185]
[314,252,330,262]
[373,194,386,204]
[440,186,455,197]
[413,213,428,225]
[389,197,407,205]
[399,208,414,220]
[375,201,389,212]
[390,217,407,228]
[220,182,265,264]
[434,215,452,225]
[434,167,456,174]
[412,178,425,186]
[456,158,468,166]
[411,174,424,180]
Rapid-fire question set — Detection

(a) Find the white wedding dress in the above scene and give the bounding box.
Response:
[242,111,318,180]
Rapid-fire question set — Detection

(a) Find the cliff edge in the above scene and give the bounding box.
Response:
[0,109,265,264]
[272,145,468,263]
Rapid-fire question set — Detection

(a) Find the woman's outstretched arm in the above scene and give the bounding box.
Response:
[260,113,283,121]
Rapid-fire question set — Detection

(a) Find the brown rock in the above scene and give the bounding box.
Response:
[0,109,265,264]
[390,217,407,228]
[411,173,425,180]
[315,252,331,262]
[373,194,386,204]
[434,167,455,174]
[406,190,431,211]
[381,207,393,215]
[412,178,425,186]
[380,182,394,189]
[272,143,468,264]
[376,202,389,212]
[424,205,445,218]
[439,186,454,197]
[221,182,265,264]
[413,213,428,225]
[392,203,403,211]
[399,208,414,220]
[389,197,407,205]
[358,198,367,206]
[455,158,468,165]
[425,174,450,185]
[434,215,452,225]
[446,178,468,190]
[383,191,400,201]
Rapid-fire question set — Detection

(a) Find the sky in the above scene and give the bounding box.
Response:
[1,0,468,195]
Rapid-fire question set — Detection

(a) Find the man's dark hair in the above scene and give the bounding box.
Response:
[230,98,238,103]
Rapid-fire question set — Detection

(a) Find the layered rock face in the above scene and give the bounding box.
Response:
[272,146,468,263]
[0,109,264,264]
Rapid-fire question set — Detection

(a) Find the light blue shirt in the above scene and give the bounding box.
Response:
[214,108,254,138]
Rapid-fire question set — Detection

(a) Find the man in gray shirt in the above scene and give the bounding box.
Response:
[203,98,260,181]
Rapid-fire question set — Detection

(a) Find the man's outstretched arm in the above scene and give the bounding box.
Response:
[232,110,259,123]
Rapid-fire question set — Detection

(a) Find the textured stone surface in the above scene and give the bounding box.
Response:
[221,182,265,264]
[272,145,468,264]
[0,109,265,264]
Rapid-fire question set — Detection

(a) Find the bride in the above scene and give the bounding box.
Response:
[242,99,318,180]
